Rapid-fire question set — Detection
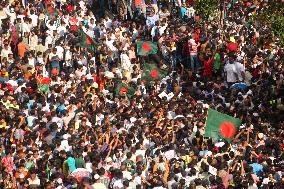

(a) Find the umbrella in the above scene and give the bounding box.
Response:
[231,83,248,90]
[69,168,91,182]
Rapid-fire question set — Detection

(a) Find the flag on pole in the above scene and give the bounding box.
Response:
[78,30,98,52]
[137,41,158,56]
[45,5,61,18]
[37,77,51,85]
[115,83,135,98]
[141,63,167,83]
[38,84,50,93]
[205,109,241,142]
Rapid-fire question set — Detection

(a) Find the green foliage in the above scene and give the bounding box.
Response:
[271,15,284,47]
[253,1,284,47]
[193,0,220,21]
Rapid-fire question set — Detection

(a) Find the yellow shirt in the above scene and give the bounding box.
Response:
[0,119,6,129]
[1,100,11,109]
[62,160,69,178]
[181,155,192,165]
[9,104,19,110]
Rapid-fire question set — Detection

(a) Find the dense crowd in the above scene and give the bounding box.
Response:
[0,0,283,189]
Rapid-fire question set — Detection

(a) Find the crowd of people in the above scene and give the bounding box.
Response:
[0,0,283,188]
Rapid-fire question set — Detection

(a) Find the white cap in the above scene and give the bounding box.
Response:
[57,178,63,184]
[94,174,100,179]
[258,133,264,139]
[130,117,137,123]
[106,157,112,163]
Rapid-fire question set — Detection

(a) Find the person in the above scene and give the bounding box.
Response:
[66,152,76,174]
[27,169,41,187]
[0,0,282,188]
[0,44,12,62]
[189,38,199,72]
[75,151,86,169]
[235,60,245,82]
[92,174,107,189]
[17,38,29,59]
[224,55,238,85]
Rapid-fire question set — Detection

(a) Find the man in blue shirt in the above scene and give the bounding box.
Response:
[249,157,263,176]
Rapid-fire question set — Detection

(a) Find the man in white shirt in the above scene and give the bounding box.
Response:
[21,18,30,34]
[86,26,95,38]
[224,57,238,84]
[28,171,41,187]
[55,44,64,60]
[0,44,12,61]
[46,20,57,32]
[29,10,39,28]
[235,61,245,82]
[92,174,107,189]
[57,22,67,36]
[120,51,131,72]
[6,7,16,23]
[45,31,53,48]
[159,22,168,36]
[104,16,113,29]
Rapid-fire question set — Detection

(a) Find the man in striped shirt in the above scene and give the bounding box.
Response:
[189,38,199,72]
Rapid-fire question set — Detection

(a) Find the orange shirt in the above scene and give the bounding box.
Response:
[18,42,27,58]
[25,73,32,79]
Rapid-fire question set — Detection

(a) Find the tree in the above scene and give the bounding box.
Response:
[252,0,284,47]
[193,0,220,21]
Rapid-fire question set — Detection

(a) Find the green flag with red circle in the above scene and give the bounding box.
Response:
[45,5,60,18]
[205,109,241,142]
[115,83,135,98]
[141,63,167,83]
[137,41,158,56]
[80,31,98,52]
[38,84,50,93]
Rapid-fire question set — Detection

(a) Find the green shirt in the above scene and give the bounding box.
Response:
[213,53,221,72]
[23,37,29,47]
[75,158,85,168]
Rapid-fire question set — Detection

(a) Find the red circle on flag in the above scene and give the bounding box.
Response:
[142,42,151,52]
[119,87,128,95]
[47,7,54,14]
[219,122,236,139]
[151,70,159,78]
[72,25,77,32]
[86,38,93,45]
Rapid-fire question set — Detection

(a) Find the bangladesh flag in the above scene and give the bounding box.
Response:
[37,77,51,85]
[71,25,79,33]
[137,41,158,56]
[79,31,98,52]
[45,5,60,18]
[141,63,167,83]
[205,109,241,142]
[38,84,50,93]
[115,83,135,98]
